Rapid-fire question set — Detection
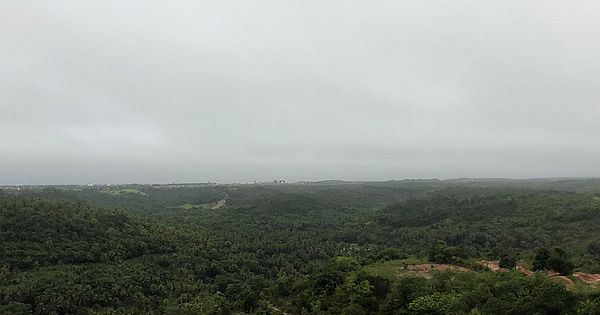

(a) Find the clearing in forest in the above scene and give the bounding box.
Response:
[365,258,600,288]
[177,198,227,210]
[99,188,148,196]
[476,260,600,287]
[363,258,470,279]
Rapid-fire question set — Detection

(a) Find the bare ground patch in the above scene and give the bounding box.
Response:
[399,263,470,279]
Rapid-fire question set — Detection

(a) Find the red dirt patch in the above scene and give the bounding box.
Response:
[479,260,509,272]
[573,272,600,284]
[479,261,575,286]
[551,275,575,286]
[516,265,534,276]
[401,261,599,288]
[545,270,560,277]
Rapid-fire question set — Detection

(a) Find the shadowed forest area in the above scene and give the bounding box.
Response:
[2,179,600,314]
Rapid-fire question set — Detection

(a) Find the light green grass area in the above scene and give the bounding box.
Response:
[177,203,211,210]
[362,257,426,279]
[99,188,148,196]
[177,199,227,210]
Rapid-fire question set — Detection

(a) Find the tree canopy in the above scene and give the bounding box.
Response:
[2,180,600,314]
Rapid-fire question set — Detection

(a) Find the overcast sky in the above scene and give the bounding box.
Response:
[1,1,600,184]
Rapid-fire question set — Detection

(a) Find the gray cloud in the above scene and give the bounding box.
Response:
[2,0,600,184]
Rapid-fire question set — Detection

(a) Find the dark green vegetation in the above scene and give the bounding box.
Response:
[2,179,600,314]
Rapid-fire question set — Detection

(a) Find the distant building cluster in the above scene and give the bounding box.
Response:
[1,180,296,192]
[0,186,21,191]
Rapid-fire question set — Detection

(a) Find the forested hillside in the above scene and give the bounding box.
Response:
[0,197,177,269]
[2,180,600,314]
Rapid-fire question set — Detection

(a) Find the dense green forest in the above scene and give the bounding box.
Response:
[2,179,600,314]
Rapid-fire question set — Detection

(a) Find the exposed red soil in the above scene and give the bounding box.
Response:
[546,270,560,277]
[551,275,575,286]
[479,260,509,272]
[573,272,600,284]
[403,261,600,287]
[478,260,600,287]
[516,265,534,276]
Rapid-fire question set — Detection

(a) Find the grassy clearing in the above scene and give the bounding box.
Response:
[362,257,427,279]
[177,199,226,210]
[177,203,210,210]
[99,188,148,196]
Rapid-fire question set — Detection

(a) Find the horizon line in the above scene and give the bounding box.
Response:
[2,176,600,187]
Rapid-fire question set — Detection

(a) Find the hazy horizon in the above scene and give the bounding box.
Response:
[4,176,600,187]
[2,1,600,184]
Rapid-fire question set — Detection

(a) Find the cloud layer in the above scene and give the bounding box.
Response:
[2,1,600,184]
